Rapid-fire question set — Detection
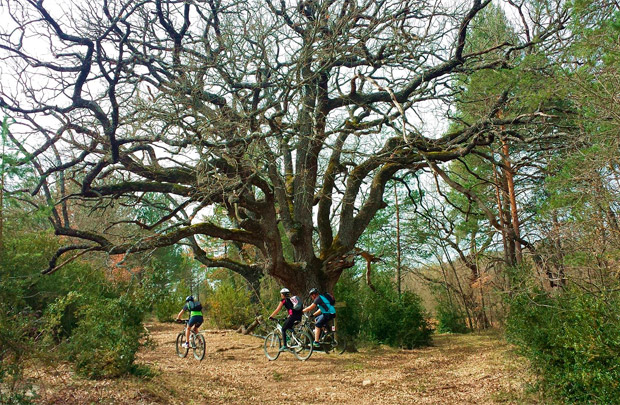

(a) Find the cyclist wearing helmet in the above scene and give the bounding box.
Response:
[268,287,302,351]
[303,288,336,348]
[175,295,204,348]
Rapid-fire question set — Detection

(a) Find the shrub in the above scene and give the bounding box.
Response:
[1,214,151,381]
[205,282,255,329]
[0,238,38,403]
[0,303,36,404]
[42,291,81,344]
[436,303,469,334]
[66,295,146,378]
[434,288,469,334]
[335,270,433,349]
[506,286,620,403]
[333,271,363,340]
[365,290,433,349]
[153,293,183,322]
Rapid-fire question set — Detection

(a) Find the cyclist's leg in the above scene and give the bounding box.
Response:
[185,323,191,344]
[328,313,337,336]
[191,317,204,334]
[186,316,201,345]
[281,316,296,348]
[314,314,327,343]
[322,315,336,346]
[325,315,335,335]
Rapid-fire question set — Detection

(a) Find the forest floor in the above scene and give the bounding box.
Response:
[24,321,544,404]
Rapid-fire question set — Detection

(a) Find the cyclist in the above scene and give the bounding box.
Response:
[268,288,302,351]
[303,288,336,348]
[175,295,203,349]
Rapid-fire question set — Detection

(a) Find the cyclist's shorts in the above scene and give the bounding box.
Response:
[188,315,203,328]
[315,313,334,328]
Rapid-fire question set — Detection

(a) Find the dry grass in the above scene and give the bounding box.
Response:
[23,323,543,404]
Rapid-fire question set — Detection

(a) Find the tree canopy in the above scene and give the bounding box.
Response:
[0,0,569,293]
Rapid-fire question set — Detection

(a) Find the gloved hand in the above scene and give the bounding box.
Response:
[269,316,275,321]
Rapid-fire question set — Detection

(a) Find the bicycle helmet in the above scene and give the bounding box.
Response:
[279,288,290,296]
[309,288,319,295]
[185,295,194,302]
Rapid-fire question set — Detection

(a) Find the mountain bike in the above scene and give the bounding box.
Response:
[297,313,347,354]
[175,320,206,361]
[263,318,314,361]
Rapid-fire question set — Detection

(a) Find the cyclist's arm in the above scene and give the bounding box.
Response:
[175,308,186,321]
[269,301,284,319]
[303,303,318,316]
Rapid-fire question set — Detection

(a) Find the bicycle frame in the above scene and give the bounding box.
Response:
[298,314,331,339]
[297,314,346,354]
[263,317,313,361]
[175,319,206,361]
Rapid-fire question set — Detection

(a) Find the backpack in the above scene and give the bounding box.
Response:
[318,294,336,314]
[189,300,203,312]
[289,295,302,311]
[323,292,336,306]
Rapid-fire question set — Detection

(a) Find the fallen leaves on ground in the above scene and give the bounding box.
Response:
[25,322,542,404]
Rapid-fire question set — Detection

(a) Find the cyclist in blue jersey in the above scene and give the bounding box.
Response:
[302,288,336,348]
[175,295,204,348]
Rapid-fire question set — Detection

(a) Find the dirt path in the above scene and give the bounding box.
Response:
[29,322,539,404]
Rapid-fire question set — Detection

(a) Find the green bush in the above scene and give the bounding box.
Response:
[364,290,433,349]
[0,307,36,404]
[335,270,433,349]
[1,213,153,381]
[506,286,620,403]
[66,295,146,378]
[0,226,42,403]
[333,270,363,341]
[436,303,469,334]
[153,293,183,322]
[206,282,255,329]
[434,289,469,334]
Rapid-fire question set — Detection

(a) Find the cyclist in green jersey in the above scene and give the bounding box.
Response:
[176,295,204,348]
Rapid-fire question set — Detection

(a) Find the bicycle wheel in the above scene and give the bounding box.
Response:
[176,333,189,358]
[192,333,206,361]
[263,331,281,361]
[290,330,313,361]
[334,333,347,355]
[322,331,334,353]
[323,331,346,354]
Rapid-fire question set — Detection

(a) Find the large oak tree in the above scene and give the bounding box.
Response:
[0,0,567,294]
